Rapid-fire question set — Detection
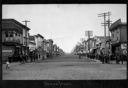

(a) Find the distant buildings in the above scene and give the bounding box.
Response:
[2,18,64,63]
[86,38,96,53]
[73,19,127,56]
[46,39,54,58]
[34,34,44,60]
[94,36,110,55]
[29,36,36,52]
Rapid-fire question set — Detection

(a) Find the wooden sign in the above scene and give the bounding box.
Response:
[2,50,12,52]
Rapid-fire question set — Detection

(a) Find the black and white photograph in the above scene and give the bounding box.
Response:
[2,4,127,80]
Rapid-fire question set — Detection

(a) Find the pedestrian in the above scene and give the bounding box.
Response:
[105,55,108,63]
[6,59,10,69]
[29,51,33,62]
[8,55,12,63]
[33,52,36,62]
[19,54,22,63]
[79,54,81,59]
[19,54,24,64]
[78,50,82,59]
[102,54,105,64]
[23,54,27,63]
[116,54,120,64]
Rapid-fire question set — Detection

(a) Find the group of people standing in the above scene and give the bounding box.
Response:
[78,52,127,64]
[7,50,39,64]
[8,54,29,64]
[29,51,38,62]
[6,54,29,69]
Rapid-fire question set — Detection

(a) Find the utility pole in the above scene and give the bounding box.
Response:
[98,12,111,55]
[107,12,111,37]
[22,20,30,60]
[88,31,90,53]
[106,12,112,55]
[22,20,30,27]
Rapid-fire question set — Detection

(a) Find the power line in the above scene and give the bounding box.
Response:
[98,12,111,55]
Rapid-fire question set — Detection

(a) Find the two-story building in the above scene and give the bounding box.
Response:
[41,39,48,59]
[94,36,110,55]
[53,44,58,56]
[109,19,127,55]
[81,40,88,54]
[29,35,36,52]
[46,39,54,57]
[86,38,96,54]
[22,23,30,57]
[34,34,44,60]
[2,19,30,62]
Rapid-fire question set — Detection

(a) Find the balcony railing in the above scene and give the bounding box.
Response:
[4,37,21,44]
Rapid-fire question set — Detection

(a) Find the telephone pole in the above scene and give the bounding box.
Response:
[22,20,30,27]
[98,12,111,55]
[106,12,112,54]
[22,20,30,58]
[107,12,111,37]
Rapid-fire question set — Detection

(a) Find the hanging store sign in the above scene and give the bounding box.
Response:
[121,44,127,49]
[2,50,12,52]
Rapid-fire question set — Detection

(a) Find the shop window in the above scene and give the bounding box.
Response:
[8,31,13,37]
[5,31,13,37]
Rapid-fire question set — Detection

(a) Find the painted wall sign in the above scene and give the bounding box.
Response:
[2,50,12,52]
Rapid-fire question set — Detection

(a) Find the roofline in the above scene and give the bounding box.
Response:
[2,19,31,30]
[47,39,53,43]
[109,23,126,31]
[35,34,44,39]
[94,36,110,38]
[109,19,127,31]
[29,41,36,45]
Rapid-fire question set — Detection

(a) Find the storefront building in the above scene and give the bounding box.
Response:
[29,36,36,52]
[109,19,127,55]
[47,39,54,57]
[2,19,30,62]
[34,34,44,60]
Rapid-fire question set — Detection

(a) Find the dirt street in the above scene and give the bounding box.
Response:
[2,54,126,80]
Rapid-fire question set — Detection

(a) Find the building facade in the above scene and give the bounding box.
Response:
[2,19,30,62]
[94,36,110,55]
[109,19,127,55]
[29,36,36,52]
[34,34,44,60]
[22,24,30,56]
[86,38,96,54]
[41,39,48,59]
[46,39,54,57]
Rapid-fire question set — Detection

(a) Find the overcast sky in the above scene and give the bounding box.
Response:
[2,4,126,53]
